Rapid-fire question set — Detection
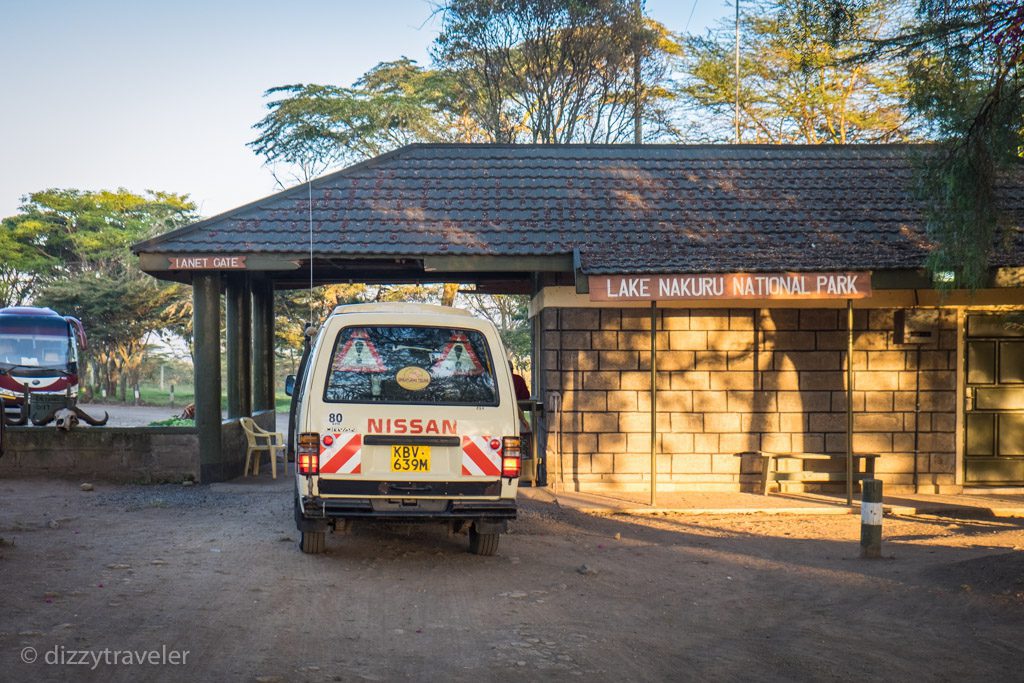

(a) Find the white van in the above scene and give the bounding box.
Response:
[288,303,521,555]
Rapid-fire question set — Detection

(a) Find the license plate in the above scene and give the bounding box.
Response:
[390,445,431,473]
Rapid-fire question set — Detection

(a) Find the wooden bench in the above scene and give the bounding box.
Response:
[735,451,879,495]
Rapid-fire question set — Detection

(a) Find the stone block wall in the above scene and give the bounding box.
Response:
[539,307,958,493]
[0,410,277,484]
[0,427,201,483]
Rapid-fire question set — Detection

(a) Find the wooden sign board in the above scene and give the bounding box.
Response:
[167,255,248,270]
[589,272,872,302]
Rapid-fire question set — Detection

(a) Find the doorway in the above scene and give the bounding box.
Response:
[965,314,1024,484]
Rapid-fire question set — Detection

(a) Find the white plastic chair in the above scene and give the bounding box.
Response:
[239,417,287,478]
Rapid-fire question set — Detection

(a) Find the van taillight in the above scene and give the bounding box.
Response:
[298,453,319,475]
[501,436,521,478]
[298,432,320,475]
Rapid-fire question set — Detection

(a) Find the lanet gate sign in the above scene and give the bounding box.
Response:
[589,272,872,302]
[167,255,248,270]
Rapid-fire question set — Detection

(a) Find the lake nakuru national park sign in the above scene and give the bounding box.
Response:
[589,272,872,302]
[167,255,248,270]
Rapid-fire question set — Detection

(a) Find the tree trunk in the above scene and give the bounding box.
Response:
[441,283,459,307]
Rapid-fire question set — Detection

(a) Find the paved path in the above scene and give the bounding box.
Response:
[76,404,293,432]
[521,486,1024,518]
[75,403,190,427]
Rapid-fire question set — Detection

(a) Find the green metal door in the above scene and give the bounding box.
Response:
[965,314,1024,484]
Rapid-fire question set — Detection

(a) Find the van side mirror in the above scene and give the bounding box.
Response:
[285,374,296,396]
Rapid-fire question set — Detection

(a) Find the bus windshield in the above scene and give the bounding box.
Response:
[0,329,73,368]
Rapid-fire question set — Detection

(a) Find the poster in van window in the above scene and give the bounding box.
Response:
[332,329,386,373]
[430,332,485,377]
[324,326,497,405]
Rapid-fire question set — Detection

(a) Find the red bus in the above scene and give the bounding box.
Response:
[0,307,86,418]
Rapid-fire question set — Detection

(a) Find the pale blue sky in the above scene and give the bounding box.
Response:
[0,0,732,219]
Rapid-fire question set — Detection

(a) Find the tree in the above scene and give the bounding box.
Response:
[1,189,195,300]
[1,189,198,398]
[899,1,1022,287]
[433,0,681,143]
[807,1,1023,287]
[37,275,189,399]
[462,293,531,370]
[250,2,682,178]
[678,0,915,143]
[250,58,483,184]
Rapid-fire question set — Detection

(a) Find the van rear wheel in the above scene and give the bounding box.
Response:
[300,530,326,554]
[468,527,499,556]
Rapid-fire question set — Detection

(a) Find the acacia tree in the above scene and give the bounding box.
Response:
[805,1,1024,287]
[0,189,192,307]
[678,0,915,143]
[900,1,1023,287]
[433,0,681,143]
[38,275,190,399]
[250,1,681,178]
[250,58,484,186]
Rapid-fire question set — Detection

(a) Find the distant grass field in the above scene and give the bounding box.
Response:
[83,384,291,412]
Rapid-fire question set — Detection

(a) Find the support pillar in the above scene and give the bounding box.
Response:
[192,273,222,480]
[251,279,276,412]
[225,274,252,418]
[846,299,854,506]
[650,301,658,508]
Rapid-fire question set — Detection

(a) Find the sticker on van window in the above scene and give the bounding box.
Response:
[396,366,431,391]
[431,332,485,377]
[333,329,386,373]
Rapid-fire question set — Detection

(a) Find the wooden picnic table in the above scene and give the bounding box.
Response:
[735,451,880,495]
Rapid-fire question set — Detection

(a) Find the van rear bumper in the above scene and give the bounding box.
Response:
[299,495,517,523]
[317,478,504,497]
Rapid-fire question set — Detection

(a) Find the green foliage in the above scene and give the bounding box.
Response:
[433,0,681,143]
[1,189,198,398]
[462,294,531,368]
[824,1,1024,287]
[904,2,1024,288]
[250,59,476,182]
[0,189,194,307]
[678,0,914,143]
[250,2,682,176]
[148,417,195,427]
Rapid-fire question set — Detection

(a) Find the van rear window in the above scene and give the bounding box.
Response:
[323,326,499,406]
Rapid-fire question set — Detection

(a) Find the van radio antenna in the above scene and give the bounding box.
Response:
[308,176,314,326]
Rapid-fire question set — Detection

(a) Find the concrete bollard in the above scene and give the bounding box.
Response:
[860,478,883,559]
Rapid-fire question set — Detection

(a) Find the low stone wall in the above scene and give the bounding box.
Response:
[0,426,200,483]
[0,410,278,484]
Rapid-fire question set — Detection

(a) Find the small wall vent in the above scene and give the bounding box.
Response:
[894,309,939,345]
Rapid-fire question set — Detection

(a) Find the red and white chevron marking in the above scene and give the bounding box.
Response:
[319,434,362,474]
[461,435,501,476]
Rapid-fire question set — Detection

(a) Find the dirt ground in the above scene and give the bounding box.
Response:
[1,477,1022,682]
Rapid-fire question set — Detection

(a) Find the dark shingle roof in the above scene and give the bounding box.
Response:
[134,144,1024,273]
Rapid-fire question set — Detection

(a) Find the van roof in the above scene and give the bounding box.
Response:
[329,303,475,318]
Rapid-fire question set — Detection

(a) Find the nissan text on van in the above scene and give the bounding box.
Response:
[289,303,522,555]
